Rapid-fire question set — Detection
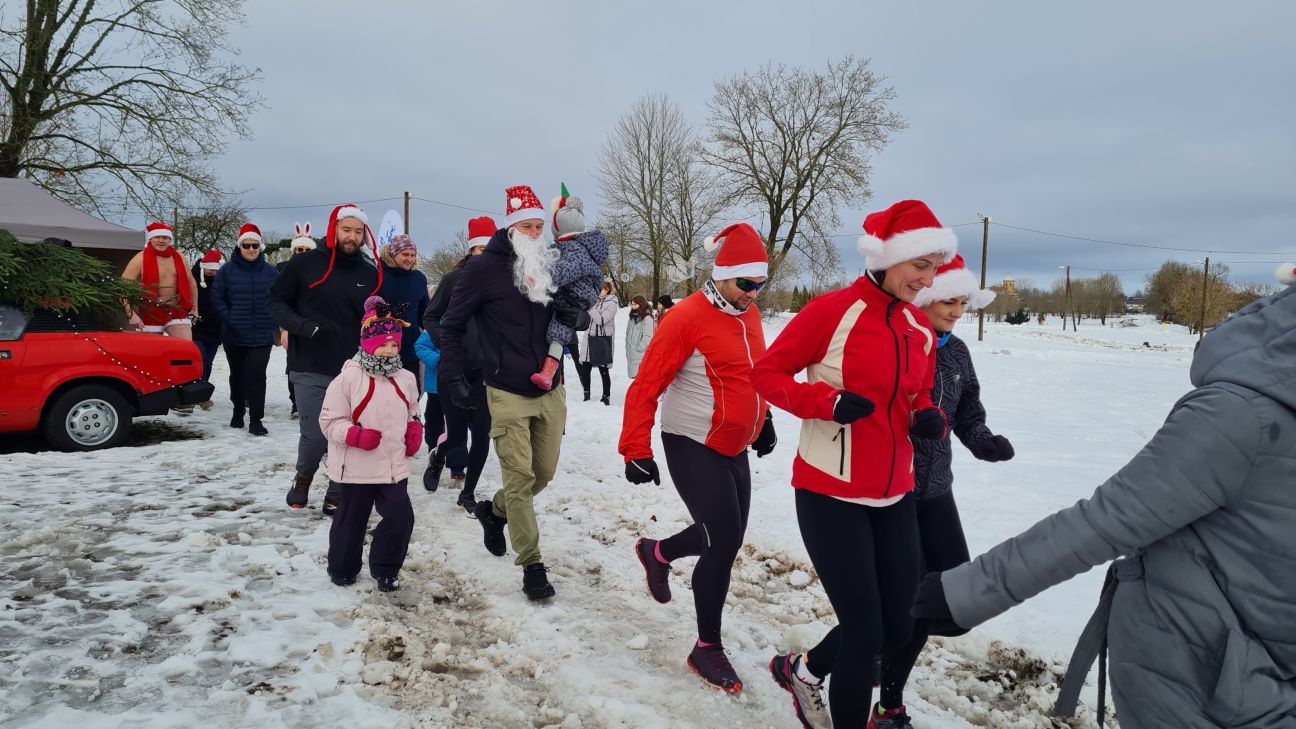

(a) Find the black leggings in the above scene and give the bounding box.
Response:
[224,343,271,420]
[797,489,920,728]
[424,394,445,451]
[804,489,969,715]
[575,361,610,399]
[658,433,751,645]
[437,378,491,497]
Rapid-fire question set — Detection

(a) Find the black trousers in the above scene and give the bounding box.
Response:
[658,433,751,645]
[327,479,414,580]
[424,394,445,451]
[798,489,921,728]
[574,361,610,399]
[224,343,272,420]
[437,377,491,496]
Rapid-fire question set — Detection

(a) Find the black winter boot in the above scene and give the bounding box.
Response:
[522,563,555,601]
[474,500,508,556]
[286,472,312,508]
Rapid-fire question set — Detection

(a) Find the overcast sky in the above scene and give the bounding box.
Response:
[197,0,1295,291]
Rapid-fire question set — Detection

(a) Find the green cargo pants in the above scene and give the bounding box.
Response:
[485,385,567,566]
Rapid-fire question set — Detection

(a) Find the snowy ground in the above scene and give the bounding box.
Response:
[0,313,1199,728]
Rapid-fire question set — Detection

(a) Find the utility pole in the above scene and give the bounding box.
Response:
[1198,256,1210,340]
[403,191,411,234]
[977,214,990,342]
[1061,265,1072,331]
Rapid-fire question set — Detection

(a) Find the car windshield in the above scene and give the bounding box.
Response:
[0,306,27,341]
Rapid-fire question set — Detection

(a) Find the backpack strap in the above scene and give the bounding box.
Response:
[387,376,410,409]
[351,377,377,424]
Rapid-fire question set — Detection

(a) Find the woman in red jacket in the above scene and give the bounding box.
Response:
[752,200,958,729]
[619,223,778,694]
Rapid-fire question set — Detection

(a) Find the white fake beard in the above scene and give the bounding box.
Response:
[509,227,558,304]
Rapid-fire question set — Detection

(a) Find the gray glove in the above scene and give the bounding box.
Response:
[554,194,587,240]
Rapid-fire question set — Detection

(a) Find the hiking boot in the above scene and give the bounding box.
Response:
[322,492,341,517]
[330,572,356,587]
[286,473,312,508]
[770,653,832,729]
[376,576,401,592]
[522,563,555,601]
[474,500,508,556]
[423,450,446,492]
[583,390,591,402]
[456,490,478,516]
[248,420,268,436]
[600,393,611,406]
[687,643,743,693]
[866,704,912,729]
[635,538,671,604]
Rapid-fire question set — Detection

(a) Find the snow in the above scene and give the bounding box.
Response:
[0,312,1197,728]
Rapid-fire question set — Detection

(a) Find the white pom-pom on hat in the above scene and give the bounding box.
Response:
[703,235,719,252]
[510,197,522,211]
[1277,262,1296,286]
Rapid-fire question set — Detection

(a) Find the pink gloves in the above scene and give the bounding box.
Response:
[345,425,382,451]
[404,421,423,458]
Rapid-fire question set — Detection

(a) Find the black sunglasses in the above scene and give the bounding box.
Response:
[735,277,766,292]
[240,242,261,250]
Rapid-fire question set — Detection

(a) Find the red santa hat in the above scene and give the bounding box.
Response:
[238,223,262,245]
[309,203,382,294]
[144,221,173,244]
[503,185,544,228]
[704,223,769,280]
[912,254,996,309]
[1276,263,1296,287]
[467,216,496,250]
[199,248,223,287]
[857,200,958,271]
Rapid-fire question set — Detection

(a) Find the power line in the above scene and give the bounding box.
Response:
[409,196,496,215]
[991,221,1296,256]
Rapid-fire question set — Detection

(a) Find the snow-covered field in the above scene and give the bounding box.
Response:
[0,313,1199,728]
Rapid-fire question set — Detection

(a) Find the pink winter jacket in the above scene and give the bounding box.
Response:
[318,359,420,485]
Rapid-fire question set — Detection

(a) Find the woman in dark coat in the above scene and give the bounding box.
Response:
[212,224,278,435]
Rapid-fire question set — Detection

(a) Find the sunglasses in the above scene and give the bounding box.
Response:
[735,277,767,293]
[240,242,261,250]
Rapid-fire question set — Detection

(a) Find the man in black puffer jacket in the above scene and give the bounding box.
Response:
[268,204,380,514]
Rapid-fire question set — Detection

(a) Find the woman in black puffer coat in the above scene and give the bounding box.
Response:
[212,226,279,435]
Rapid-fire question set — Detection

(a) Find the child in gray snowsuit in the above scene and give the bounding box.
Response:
[530,189,609,391]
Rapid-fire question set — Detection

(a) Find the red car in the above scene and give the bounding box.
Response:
[0,306,214,450]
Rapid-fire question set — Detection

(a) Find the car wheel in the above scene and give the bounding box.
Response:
[43,384,133,451]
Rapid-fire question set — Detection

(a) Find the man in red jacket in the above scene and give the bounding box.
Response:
[753,200,957,729]
[619,222,778,694]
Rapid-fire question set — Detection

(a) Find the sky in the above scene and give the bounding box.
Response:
[188,0,1295,291]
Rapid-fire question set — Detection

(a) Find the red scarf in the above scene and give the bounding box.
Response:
[142,244,193,311]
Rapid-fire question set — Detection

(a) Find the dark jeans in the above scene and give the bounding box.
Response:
[327,479,414,580]
[194,338,220,383]
[437,376,490,496]
[799,490,921,728]
[659,433,751,645]
[224,343,271,420]
[575,361,610,399]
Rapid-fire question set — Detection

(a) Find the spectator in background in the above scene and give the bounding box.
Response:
[190,248,225,409]
[212,224,278,436]
[625,294,654,378]
[379,234,429,385]
[277,223,317,419]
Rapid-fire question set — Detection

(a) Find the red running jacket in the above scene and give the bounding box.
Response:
[752,275,939,499]
[620,290,768,460]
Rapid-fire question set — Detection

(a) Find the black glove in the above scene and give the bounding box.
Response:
[554,304,591,332]
[971,434,1015,462]
[832,392,876,424]
[752,411,777,458]
[909,408,947,440]
[624,458,661,485]
[442,372,475,410]
[911,572,969,637]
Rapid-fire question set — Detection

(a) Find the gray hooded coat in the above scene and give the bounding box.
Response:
[941,286,1296,728]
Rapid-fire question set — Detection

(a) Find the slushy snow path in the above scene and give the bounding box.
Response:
[1,314,1197,727]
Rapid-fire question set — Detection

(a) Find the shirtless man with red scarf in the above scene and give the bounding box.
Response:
[122,221,199,340]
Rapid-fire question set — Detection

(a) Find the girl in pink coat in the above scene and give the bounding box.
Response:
[320,296,423,592]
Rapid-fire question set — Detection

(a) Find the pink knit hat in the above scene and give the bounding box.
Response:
[359,295,409,355]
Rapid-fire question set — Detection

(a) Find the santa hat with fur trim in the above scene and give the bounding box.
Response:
[199,248,223,287]
[144,221,173,244]
[1277,263,1296,287]
[912,254,996,309]
[309,203,382,294]
[858,200,958,271]
[238,223,262,245]
[467,216,496,250]
[704,223,769,280]
[503,185,545,228]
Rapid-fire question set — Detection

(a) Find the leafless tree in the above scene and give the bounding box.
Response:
[174,199,247,256]
[418,230,470,286]
[0,1,261,219]
[661,137,725,296]
[705,56,905,279]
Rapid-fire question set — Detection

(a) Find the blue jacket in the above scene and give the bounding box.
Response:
[379,263,429,370]
[912,333,997,500]
[413,330,440,394]
[212,252,279,346]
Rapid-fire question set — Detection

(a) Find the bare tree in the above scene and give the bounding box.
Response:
[596,94,697,301]
[705,56,905,279]
[661,137,726,296]
[174,199,247,256]
[0,1,261,218]
[418,230,470,286]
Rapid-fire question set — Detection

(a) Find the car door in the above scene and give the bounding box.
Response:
[0,306,31,430]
